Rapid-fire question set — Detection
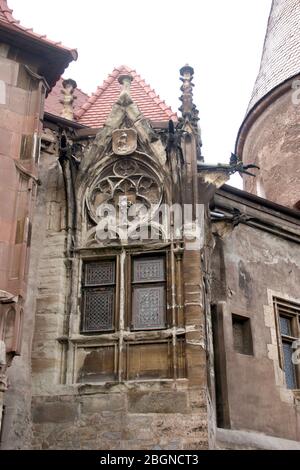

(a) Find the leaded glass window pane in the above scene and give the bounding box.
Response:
[133,257,165,283]
[85,261,115,286]
[83,288,115,332]
[82,260,116,333]
[132,286,165,330]
[280,316,292,336]
[282,341,297,389]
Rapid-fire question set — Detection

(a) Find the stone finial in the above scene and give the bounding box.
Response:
[60,78,77,121]
[118,73,133,89]
[179,64,202,161]
[117,74,134,106]
[179,64,199,126]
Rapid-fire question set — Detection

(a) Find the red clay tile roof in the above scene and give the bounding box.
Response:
[76,65,177,127]
[0,1,77,90]
[0,0,77,58]
[45,77,89,117]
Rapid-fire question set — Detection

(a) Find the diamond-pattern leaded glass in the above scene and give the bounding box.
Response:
[133,258,165,283]
[280,316,292,336]
[282,341,297,389]
[85,261,115,286]
[132,286,165,330]
[83,289,114,332]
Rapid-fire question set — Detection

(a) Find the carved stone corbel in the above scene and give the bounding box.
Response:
[0,290,18,304]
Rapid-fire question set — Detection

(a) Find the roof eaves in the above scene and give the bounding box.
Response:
[0,1,77,59]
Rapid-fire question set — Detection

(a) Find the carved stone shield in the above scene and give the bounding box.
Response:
[112,128,137,155]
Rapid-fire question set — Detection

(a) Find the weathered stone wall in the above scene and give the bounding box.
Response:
[0,42,46,449]
[241,89,300,209]
[31,383,208,450]
[31,151,67,394]
[1,144,63,448]
[212,190,300,442]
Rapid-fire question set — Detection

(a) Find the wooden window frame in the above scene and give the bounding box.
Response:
[77,249,185,383]
[126,252,171,331]
[274,298,300,390]
[80,257,119,334]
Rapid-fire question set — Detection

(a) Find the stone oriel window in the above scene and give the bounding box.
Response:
[232,314,253,355]
[81,260,116,333]
[274,298,300,390]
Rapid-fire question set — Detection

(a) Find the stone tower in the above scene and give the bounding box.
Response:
[236,0,300,209]
[0,0,77,447]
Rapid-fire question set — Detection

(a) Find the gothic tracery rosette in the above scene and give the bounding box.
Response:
[84,155,165,245]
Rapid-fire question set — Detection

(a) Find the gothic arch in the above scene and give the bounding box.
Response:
[77,150,171,247]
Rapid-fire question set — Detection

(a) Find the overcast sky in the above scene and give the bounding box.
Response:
[10,0,272,188]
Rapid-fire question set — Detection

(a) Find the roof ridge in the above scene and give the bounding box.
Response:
[76,65,177,121]
[76,66,126,119]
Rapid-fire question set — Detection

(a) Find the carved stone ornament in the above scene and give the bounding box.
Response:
[0,290,18,304]
[84,154,168,245]
[112,129,137,156]
[60,78,77,121]
[86,156,163,224]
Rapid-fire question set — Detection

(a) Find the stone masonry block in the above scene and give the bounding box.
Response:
[128,391,188,414]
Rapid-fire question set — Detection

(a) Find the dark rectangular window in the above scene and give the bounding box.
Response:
[274,298,300,390]
[131,256,166,330]
[81,260,116,333]
[232,314,253,355]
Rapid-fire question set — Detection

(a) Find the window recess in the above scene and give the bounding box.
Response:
[232,314,253,356]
